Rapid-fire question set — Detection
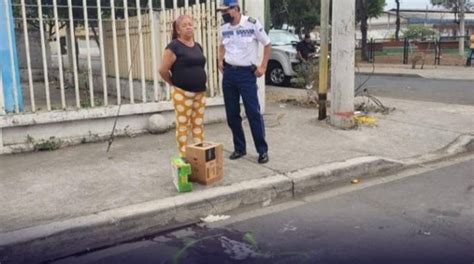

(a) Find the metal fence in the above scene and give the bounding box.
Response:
[358,36,472,67]
[1,0,222,114]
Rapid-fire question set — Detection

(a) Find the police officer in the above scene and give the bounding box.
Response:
[296,33,316,62]
[296,33,317,89]
[217,0,271,164]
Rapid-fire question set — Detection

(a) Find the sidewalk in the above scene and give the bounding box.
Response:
[1,92,474,263]
[357,63,474,80]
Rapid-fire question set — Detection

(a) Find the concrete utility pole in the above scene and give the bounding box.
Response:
[330,0,356,129]
[264,0,271,32]
[318,0,330,120]
[459,0,465,56]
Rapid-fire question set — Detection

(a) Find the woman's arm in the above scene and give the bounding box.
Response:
[218,44,225,73]
[159,49,177,86]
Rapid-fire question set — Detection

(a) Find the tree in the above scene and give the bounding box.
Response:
[395,0,400,40]
[270,0,385,58]
[431,0,473,55]
[431,0,473,23]
[265,0,271,32]
[12,0,155,67]
[356,0,386,61]
[12,0,69,40]
[270,0,288,29]
[270,0,321,35]
[13,0,157,45]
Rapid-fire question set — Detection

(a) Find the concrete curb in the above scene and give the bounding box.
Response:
[358,72,423,79]
[1,135,474,263]
[404,134,474,166]
[287,156,404,196]
[0,176,293,264]
[357,70,474,81]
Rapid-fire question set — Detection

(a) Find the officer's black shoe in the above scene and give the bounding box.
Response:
[229,151,246,160]
[258,153,269,164]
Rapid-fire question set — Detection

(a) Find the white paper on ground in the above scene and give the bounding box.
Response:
[200,215,231,223]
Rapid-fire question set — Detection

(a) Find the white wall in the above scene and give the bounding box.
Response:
[0,104,228,154]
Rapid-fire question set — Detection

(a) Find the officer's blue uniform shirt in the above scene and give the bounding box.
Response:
[220,16,271,67]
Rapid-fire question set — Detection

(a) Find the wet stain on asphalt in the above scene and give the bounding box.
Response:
[153,225,314,264]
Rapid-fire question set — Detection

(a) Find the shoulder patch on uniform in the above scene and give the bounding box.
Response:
[248,17,257,24]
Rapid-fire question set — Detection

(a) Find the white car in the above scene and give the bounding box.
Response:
[266,30,320,86]
[266,30,300,86]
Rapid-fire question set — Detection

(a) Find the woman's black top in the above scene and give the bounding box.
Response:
[166,39,207,92]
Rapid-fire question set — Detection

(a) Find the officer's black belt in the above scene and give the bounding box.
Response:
[224,62,255,70]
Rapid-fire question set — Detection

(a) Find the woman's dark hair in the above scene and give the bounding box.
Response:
[172,21,178,40]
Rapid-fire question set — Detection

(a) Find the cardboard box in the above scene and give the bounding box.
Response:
[171,156,193,193]
[186,142,223,185]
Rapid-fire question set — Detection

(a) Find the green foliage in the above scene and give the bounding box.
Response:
[367,0,386,18]
[431,0,473,11]
[270,0,320,34]
[26,135,63,151]
[243,232,259,249]
[356,0,386,22]
[357,0,386,61]
[80,98,104,108]
[431,0,473,23]
[270,0,385,35]
[402,25,438,40]
[12,0,152,38]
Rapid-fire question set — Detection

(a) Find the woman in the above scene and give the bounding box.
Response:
[159,15,207,157]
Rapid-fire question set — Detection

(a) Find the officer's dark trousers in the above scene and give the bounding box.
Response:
[222,65,268,155]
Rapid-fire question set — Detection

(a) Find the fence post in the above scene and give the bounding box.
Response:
[403,38,409,64]
[434,38,440,65]
[370,39,375,63]
[373,39,376,63]
[437,37,442,65]
[368,39,372,63]
[20,0,35,112]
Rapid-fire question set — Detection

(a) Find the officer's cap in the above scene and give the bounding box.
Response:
[217,0,239,11]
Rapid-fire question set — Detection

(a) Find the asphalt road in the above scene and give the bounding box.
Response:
[53,156,474,264]
[356,74,474,105]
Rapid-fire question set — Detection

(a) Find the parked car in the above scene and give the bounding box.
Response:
[266,30,301,86]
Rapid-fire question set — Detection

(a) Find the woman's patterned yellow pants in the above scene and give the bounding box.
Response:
[171,87,206,156]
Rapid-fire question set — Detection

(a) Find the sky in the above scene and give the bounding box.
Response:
[385,0,434,10]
